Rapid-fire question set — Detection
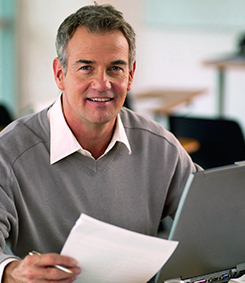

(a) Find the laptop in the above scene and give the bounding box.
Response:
[156,162,245,283]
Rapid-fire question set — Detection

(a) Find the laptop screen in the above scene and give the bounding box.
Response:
[156,162,245,283]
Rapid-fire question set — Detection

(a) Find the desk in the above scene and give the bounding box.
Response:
[203,55,245,116]
[178,137,200,154]
[134,88,206,116]
[134,89,203,154]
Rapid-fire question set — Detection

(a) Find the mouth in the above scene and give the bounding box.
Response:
[87,98,113,102]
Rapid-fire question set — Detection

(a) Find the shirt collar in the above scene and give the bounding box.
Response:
[49,94,131,164]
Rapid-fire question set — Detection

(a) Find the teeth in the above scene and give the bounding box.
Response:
[89,98,112,102]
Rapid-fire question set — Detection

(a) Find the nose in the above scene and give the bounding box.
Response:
[91,69,111,92]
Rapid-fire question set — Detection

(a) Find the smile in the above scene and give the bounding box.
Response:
[88,98,112,102]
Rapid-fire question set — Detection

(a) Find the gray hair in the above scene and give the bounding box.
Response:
[55,3,136,74]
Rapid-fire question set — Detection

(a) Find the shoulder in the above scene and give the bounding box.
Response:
[0,108,50,162]
[120,107,165,133]
[119,108,201,190]
[0,107,49,139]
[119,107,180,148]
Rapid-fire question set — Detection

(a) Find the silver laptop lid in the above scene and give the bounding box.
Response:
[156,162,245,283]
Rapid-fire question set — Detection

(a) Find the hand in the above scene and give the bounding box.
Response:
[2,253,81,283]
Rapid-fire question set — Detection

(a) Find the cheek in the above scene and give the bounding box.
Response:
[65,71,86,87]
[114,87,128,100]
[66,78,89,96]
[113,78,129,95]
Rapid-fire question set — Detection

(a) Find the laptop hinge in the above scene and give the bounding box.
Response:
[232,262,245,278]
[173,263,245,283]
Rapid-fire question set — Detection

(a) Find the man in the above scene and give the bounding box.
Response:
[0,3,201,282]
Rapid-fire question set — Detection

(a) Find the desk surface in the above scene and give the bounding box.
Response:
[203,55,245,70]
[178,137,200,154]
[134,88,206,115]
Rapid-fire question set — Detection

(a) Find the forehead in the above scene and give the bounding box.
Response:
[66,26,129,64]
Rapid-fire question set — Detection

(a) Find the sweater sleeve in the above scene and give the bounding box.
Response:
[161,144,203,220]
[0,184,20,265]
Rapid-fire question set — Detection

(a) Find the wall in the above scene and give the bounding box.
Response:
[17,0,92,115]
[16,0,245,133]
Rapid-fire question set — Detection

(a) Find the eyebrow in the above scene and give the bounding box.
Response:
[73,59,95,66]
[110,60,127,66]
[73,59,127,66]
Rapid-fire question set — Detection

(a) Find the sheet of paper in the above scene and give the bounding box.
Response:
[61,214,178,283]
[229,274,245,283]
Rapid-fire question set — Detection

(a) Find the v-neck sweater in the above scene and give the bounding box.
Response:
[0,106,200,265]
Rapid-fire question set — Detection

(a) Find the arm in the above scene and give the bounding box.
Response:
[162,143,203,220]
[3,253,81,283]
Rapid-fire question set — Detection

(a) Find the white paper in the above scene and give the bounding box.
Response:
[61,214,178,283]
[229,274,245,283]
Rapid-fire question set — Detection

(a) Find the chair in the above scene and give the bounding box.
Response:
[123,92,133,110]
[0,104,13,131]
[169,115,245,169]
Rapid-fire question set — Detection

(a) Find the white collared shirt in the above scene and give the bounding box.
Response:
[49,94,131,164]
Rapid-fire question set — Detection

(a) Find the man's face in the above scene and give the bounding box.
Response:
[53,26,135,129]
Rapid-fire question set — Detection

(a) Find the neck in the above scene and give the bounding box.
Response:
[68,118,116,160]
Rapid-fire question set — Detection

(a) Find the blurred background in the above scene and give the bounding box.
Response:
[2,0,245,236]
[1,0,245,136]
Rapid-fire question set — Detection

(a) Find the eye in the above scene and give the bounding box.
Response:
[110,66,122,71]
[80,66,92,71]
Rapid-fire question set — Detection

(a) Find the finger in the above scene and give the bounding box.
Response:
[41,263,81,280]
[35,253,78,269]
[28,253,81,280]
[44,267,81,281]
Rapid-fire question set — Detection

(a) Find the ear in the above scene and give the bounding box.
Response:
[127,61,136,91]
[53,58,65,90]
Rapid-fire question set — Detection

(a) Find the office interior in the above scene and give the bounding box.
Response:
[1,0,245,166]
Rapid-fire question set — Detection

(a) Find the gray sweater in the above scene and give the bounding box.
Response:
[0,106,200,264]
